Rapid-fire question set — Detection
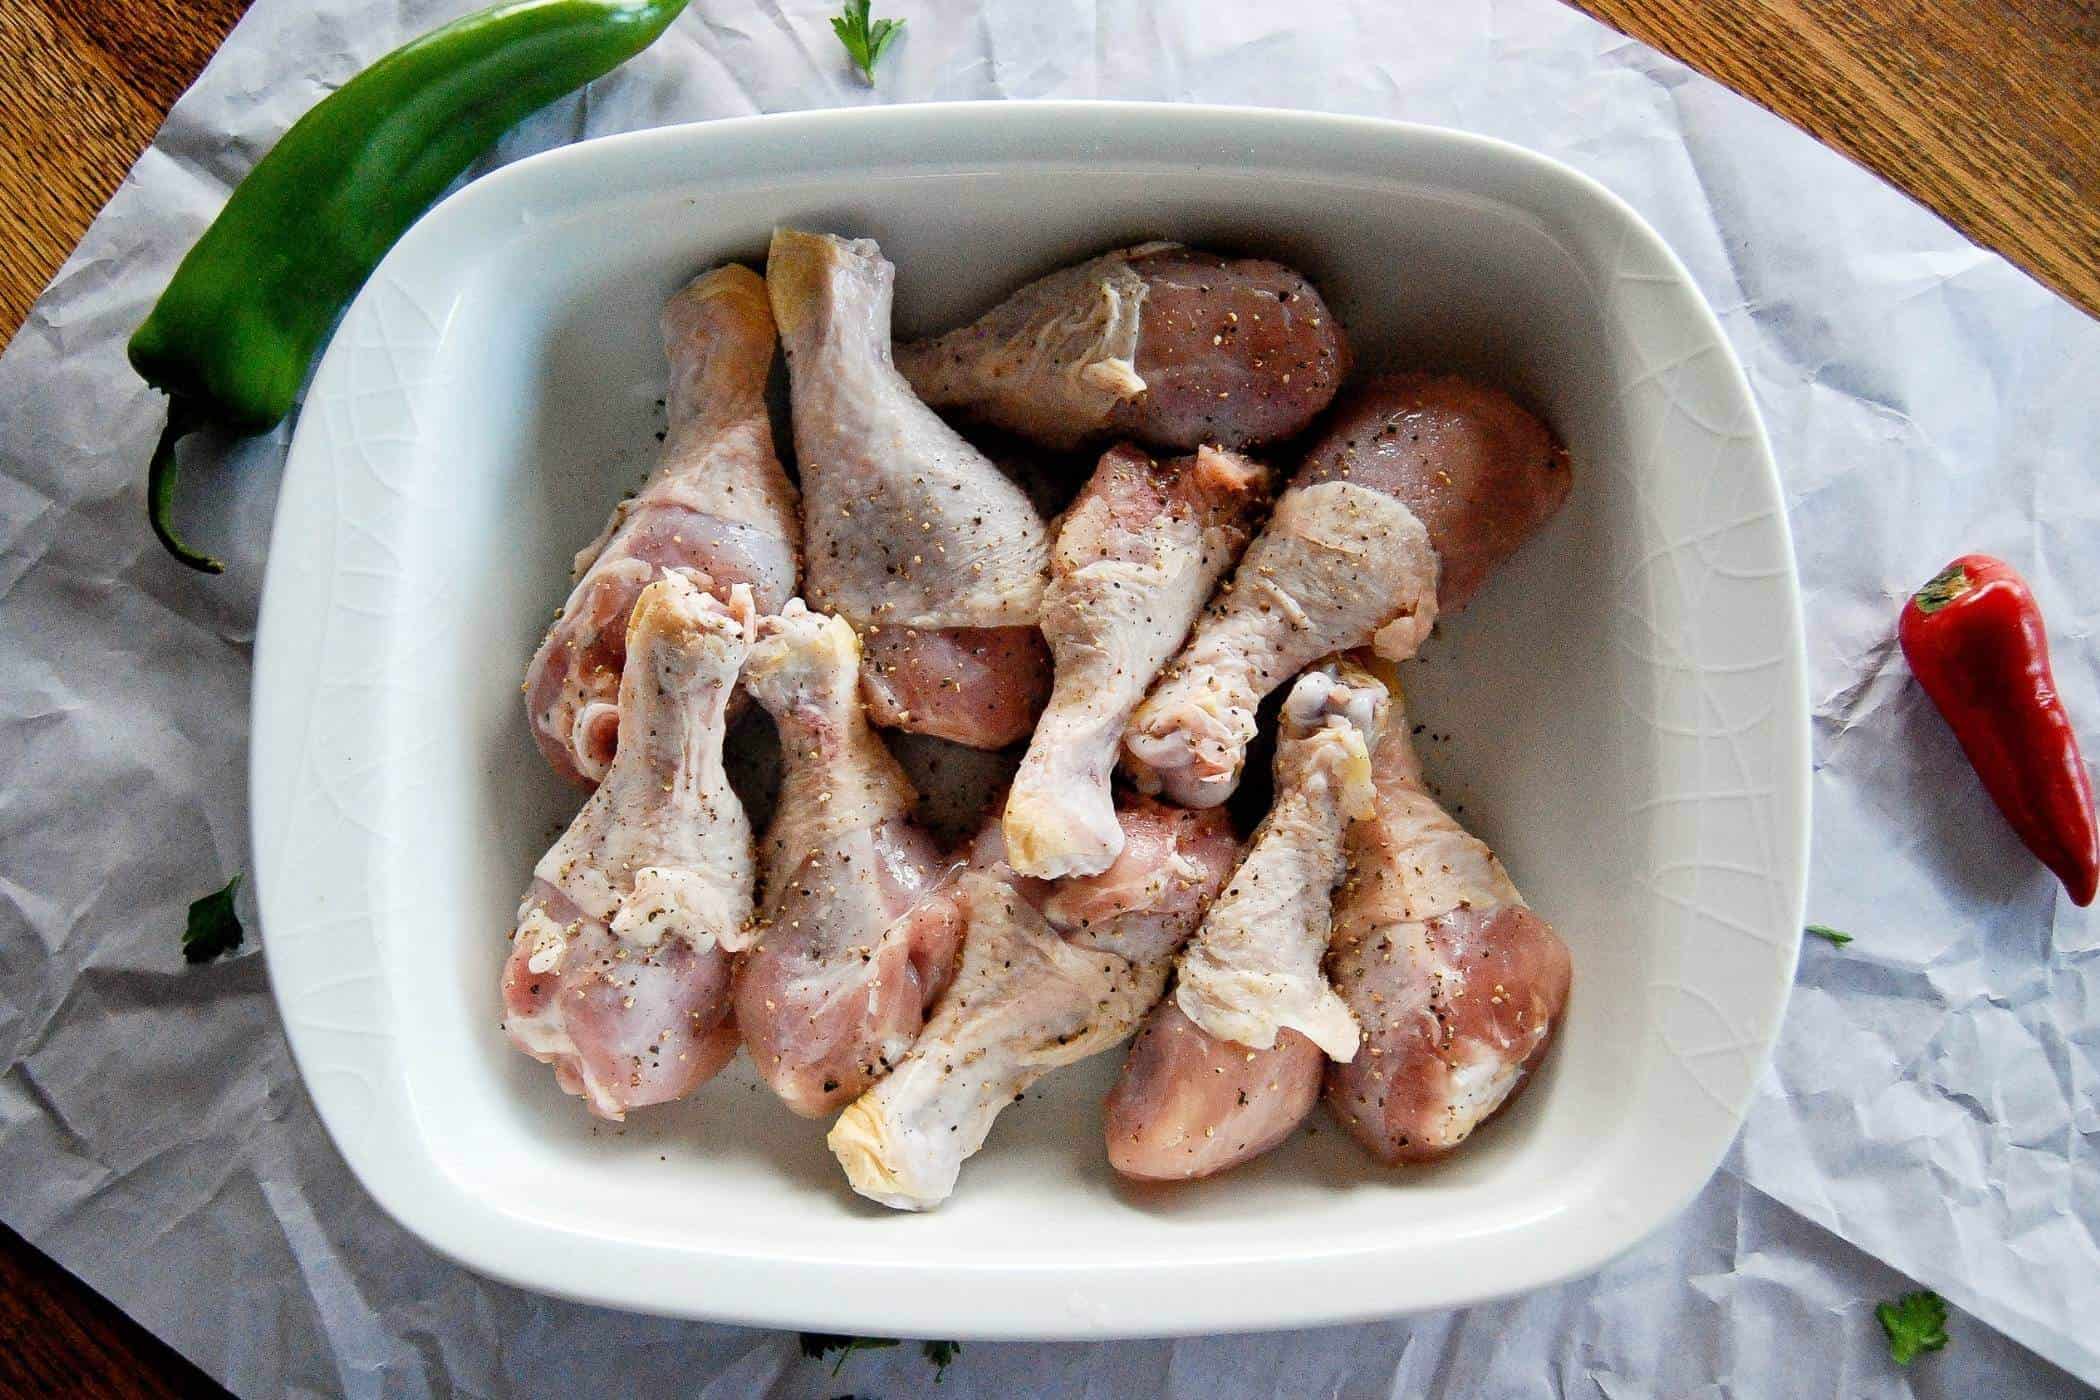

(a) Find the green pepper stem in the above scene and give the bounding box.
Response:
[1911,561,1973,614]
[147,397,225,574]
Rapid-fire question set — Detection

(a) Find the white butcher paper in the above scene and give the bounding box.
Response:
[0,0,2094,1394]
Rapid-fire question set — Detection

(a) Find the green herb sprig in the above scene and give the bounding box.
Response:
[832,0,904,83]
[183,874,245,964]
[797,1333,961,1381]
[922,1338,961,1380]
[799,1332,896,1375]
[1876,1290,1949,1365]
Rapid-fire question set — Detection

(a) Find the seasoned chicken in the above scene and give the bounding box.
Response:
[895,243,1350,451]
[1126,373,1570,807]
[733,602,966,1118]
[1105,1004,1324,1182]
[857,624,1050,751]
[502,576,756,1119]
[1003,443,1272,879]
[1297,374,1574,613]
[828,798,1236,1210]
[525,265,797,788]
[1172,663,1384,1054]
[767,228,1053,749]
[1104,661,1385,1180]
[1325,688,1572,1163]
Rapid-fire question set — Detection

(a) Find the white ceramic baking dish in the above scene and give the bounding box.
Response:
[251,101,1809,1337]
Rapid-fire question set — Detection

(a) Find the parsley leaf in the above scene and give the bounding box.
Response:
[831,0,904,84]
[183,874,245,964]
[1876,1289,1949,1365]
[1806,923,1853,946]
[796,1334,961,1380]
[798,1333,899,1376]
[922,1339,961,1379]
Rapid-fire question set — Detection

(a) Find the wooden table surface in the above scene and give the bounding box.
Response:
[0,0,2095,1391]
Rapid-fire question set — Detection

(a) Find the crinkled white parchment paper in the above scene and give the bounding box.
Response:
[2,1,2095,1395]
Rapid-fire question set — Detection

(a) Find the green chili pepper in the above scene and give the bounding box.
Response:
[128,0,691,572]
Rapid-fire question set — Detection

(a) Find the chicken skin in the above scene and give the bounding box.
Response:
[502,576,756,1119]
[895,243,1350,451]
[857,625,1050,753]
[1105,1004,1325,1183]
[525,265,797,788]
[1325,689,1572,1162]
[1003,443,1272,880]
[828,797,1236,1211]
[1125,373,1570,808]
[1104,661,1385,1180]
[733,602,966,1118]
[767,228,1052,749]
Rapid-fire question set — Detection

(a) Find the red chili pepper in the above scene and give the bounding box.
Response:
[1899,554,2098,906]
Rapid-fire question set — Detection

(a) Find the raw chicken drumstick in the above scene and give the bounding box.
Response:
[1325,685,1572,1162]
[1104,660,1386,1180]
[525,265,798,788]
[1003,443,1272,880]
[828,797,1237,1210]
[502,576,757,1119]
[767,228,1052,750]
[733,602,966,1117]
[895,243,1350,451]
[1125,373,1570,808]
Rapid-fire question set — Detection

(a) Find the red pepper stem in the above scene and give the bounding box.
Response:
[147,397,225,575]
[1911,562,1973,614]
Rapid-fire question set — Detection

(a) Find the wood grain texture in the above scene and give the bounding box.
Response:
[0,0,248,339]
[0,1224,217,1397]
[1568,0,2100,316]
[0,0,2096,340]
[0,0,2094,1391]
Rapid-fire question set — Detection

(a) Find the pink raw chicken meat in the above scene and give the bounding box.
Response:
[733,601,967,1118]
[895,243,1350,451]
[827,796,1237,1210]
[503,575,756,1119]
[1003,441,1271,881]
[1324,684,1573,1162]
[1125,372,1570,808]
[1104,660,1386,1181]
[524,264,798,787]
[767,227,1053,751]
